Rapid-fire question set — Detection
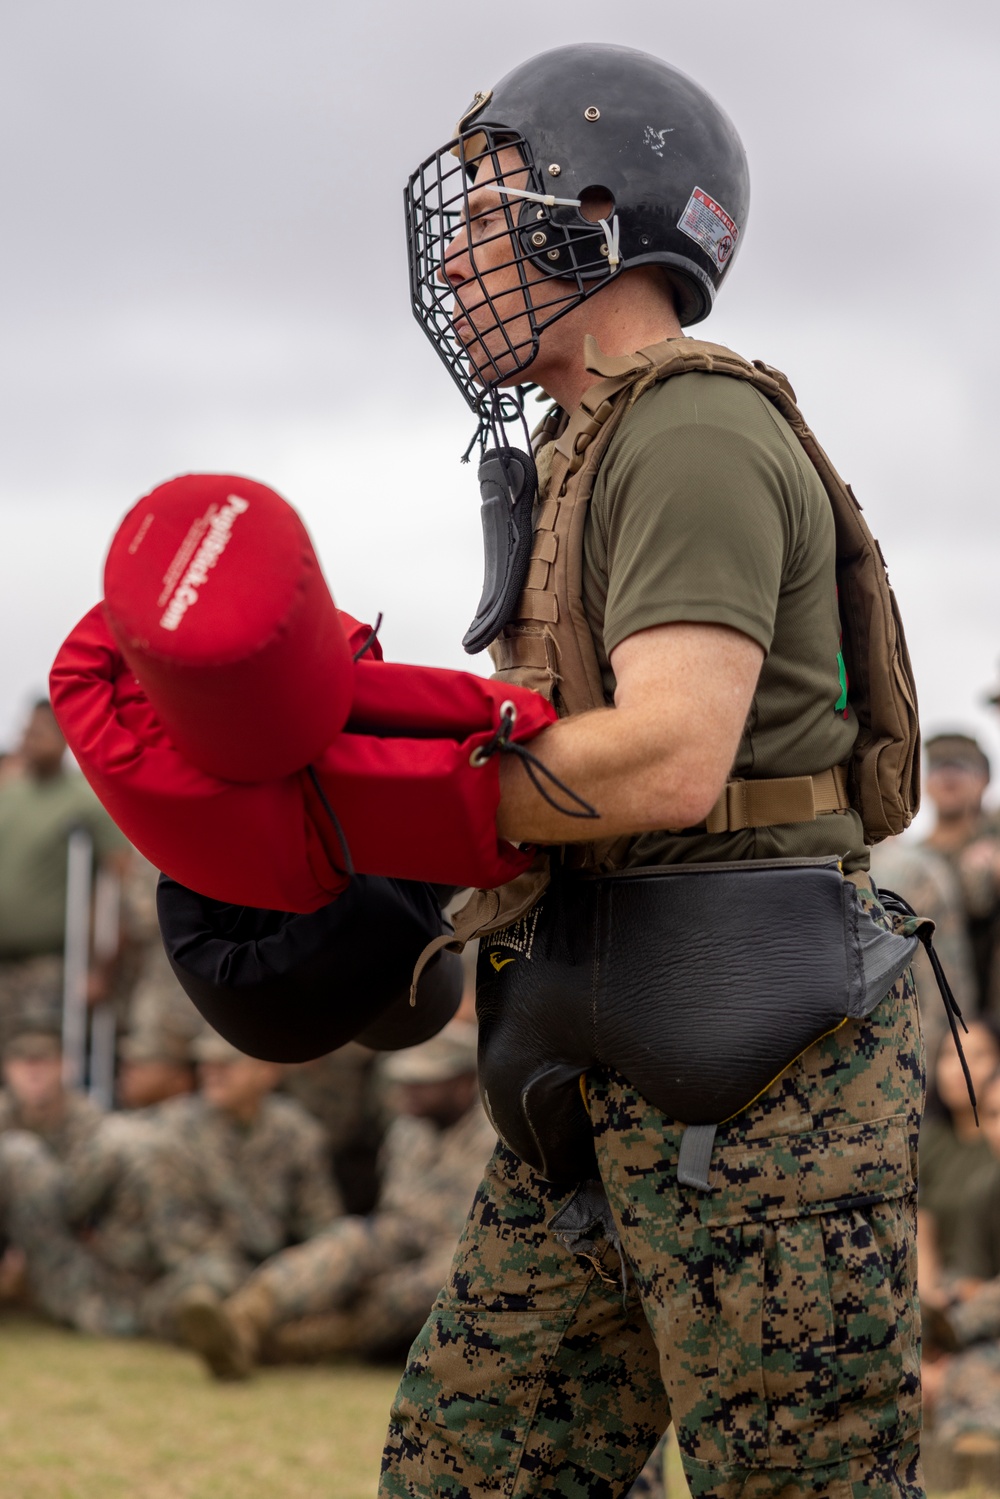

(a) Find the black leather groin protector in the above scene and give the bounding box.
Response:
[462,446,537,655]
[476,857,919,1183]
[157,874,462,1063]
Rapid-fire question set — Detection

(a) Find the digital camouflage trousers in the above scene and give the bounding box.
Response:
[381,893,925,1499]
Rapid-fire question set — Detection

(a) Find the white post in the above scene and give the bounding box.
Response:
[61,827,93,1090]
[88,865,121,1108]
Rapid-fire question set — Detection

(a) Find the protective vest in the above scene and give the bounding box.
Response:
[440,335,920,952]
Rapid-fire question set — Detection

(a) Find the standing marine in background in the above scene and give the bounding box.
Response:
[920,733,1000,1019]
[382,43,931,1499]
[0,699,128,1052]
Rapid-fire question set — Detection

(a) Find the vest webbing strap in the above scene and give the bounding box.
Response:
[704,765,850,835]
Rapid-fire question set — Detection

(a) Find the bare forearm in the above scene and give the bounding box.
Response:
[496,706,717,845]
[495,621,763,847]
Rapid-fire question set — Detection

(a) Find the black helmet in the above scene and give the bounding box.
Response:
[406,42,750,413]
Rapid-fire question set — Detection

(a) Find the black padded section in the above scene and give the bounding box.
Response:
[463,446,537,655]
[477,859,906,1182]
[157,873,461,1063]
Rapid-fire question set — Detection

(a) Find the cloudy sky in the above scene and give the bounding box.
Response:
[1,0,997,821]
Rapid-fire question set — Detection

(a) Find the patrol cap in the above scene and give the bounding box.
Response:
[120,1027,198,1067]
[3,1028,62,1063]
[192,1032,251,1065]
[381,1020,479,1085]
[925,733,990,778]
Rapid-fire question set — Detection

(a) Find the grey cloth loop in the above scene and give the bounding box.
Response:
[677,1123,718,1192]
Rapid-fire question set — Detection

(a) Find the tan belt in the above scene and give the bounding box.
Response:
[704,765,851,835]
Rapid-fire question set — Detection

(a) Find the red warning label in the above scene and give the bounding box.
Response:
[677,187,739,270]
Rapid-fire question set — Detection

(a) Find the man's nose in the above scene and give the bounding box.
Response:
[437,223,471,287]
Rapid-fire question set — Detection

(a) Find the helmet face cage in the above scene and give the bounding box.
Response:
[406,125,619,415]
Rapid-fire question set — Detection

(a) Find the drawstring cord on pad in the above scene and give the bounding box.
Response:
[878,886,978,1122]
[306,766,355,881]
[470,702,599,821]
[352,612,384,663]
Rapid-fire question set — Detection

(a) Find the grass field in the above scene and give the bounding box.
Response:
[0,1313,399,1498]
[0,1313,989,1498]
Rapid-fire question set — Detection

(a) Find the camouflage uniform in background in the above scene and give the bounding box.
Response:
[281,1042,387,1215]
[625,1435,669,1499]
[925,1156,1000,1445]
[0,956,64,1055]
[946,822,1000,1018]
[154,1091,342,1254]
[0,1084,103,1160]
[932,1331,1000,1447]
[0,1129,134,1335]
[64,1090,341,1338]
[382,892,923,1499]
[122,938,209,1063]
[249,1097,497,1360]
[870,839,977,1056]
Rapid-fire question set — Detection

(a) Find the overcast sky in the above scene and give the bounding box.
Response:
[1,0,997,822]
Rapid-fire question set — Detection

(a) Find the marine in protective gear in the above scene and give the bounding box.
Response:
[380,40,939,1499]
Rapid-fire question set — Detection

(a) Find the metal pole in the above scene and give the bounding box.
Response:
[61,827,93,1090]
[88,864,121,1109]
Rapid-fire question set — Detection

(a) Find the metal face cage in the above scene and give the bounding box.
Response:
[406,126,620,416]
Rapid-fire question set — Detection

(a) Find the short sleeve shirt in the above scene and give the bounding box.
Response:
[0,771,127,957]
[582,370,866,871]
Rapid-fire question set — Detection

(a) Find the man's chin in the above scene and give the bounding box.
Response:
[461,340,540,395]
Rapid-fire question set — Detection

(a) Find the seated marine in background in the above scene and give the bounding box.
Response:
[178,1021,494,1379]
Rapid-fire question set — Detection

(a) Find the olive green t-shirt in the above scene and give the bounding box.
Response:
[951,1156,1000,1281]
[0,771,126,957]
[582,370,867,871]
[917,1116,994,1272]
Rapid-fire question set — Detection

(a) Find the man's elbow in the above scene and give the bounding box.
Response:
[638,761,728,833]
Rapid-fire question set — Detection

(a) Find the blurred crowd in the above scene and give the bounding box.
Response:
[4,685,1000,1494]
[869,696,1000,1487]
[0,698,496,1385]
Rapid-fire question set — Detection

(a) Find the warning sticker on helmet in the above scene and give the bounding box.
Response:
[677,187,738,270]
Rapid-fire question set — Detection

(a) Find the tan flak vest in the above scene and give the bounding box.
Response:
[421,335,921,968]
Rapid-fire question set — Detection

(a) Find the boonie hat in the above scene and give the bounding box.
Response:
[192,1032,251,1065]
[120,1027,198,1067]
[381,1020,479,1085]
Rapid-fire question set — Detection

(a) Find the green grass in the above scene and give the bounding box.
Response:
[0,1313,399,1498]
[0,1314,988,1497]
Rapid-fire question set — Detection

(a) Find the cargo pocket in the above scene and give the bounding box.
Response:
[709,1200,909,1472]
